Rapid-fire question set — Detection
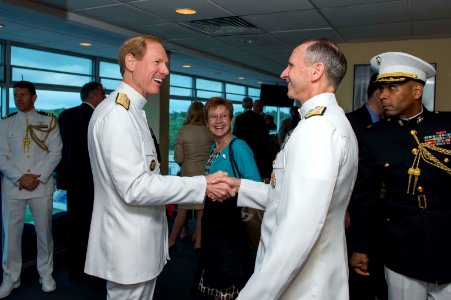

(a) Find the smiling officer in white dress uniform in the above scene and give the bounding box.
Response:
[216,38,359,300]
[85,35,230,300]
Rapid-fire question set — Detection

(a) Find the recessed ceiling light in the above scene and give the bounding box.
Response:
[242,39,259,44]
[238,76,245,80]
[257,81,263,84]
[182,64,192,69]
[80,42,92,47]
[0,24,5,29]
[176,8,197,15]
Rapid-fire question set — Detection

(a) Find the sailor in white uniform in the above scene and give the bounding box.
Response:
[217,39,358,300]
[85,35,230,300]
[0,81,62,298]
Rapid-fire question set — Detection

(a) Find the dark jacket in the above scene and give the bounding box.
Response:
[233,110,271,178]
[346,105,374,142]
[351,108,451,284]
[57,102,94,191]
[57,102,95,276]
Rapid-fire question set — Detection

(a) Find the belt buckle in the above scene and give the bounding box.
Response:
[417,195,427,209]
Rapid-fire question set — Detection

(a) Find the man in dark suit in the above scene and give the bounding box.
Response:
[346,73,384,141]
[253,99,277,132]
[57,82,105,280]
[346,74,387,300]
[233,97,271,181]
[350,52,451,299]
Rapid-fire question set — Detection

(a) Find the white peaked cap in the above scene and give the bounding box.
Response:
[370,52,436,83]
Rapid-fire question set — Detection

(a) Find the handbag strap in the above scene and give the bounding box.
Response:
[228,138,242,179]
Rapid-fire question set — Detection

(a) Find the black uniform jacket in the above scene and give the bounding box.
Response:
[351,107,451,284]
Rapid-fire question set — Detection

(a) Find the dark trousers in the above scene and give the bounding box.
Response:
[66,188,93,280]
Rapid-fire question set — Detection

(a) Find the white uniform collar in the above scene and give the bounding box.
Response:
[400,106,423,121]
[118,81,148,110]
[299,93,336,119]
[16,108,37,119]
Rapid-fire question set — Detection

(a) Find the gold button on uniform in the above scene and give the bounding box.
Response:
[417,186,424,193]
[445,158,449,163]
[150,160,156,171]
[384,163,390,168]
[412,148,418,155]
[270,171,276,188]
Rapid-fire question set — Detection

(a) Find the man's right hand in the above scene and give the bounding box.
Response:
[350,252,370,276]
[205,171,234,201]
[19,174,41,191]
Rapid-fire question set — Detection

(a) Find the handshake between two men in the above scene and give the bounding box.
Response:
[204,171,242,202]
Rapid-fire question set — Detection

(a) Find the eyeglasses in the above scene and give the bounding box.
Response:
[208,113,230,121]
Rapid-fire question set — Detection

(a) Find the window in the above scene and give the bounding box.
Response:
[226,83,245,101]
[248,87,260,99]
[168,99,192,175]
[11,46,93,87]
[196,78,223,99]
[264,106,278,134]
[9,89,81,116]
[0,41,4,82]
[232,103,244,118]
[0,87,5,117]
[99,61,121,90]
[170,74,193,97]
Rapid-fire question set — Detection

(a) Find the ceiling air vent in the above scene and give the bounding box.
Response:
[181,16,262,36]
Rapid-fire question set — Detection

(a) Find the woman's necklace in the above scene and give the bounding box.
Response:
[214,135,232,154]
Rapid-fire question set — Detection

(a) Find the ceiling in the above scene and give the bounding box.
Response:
[1,0,451,87]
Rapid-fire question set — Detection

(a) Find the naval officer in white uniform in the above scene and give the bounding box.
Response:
[216,38,359,299]
[0,81,62,298]
[85,35,230,300]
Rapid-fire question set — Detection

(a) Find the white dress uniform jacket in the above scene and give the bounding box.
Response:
[236,93,358,300]
[85,82,207,285]
[0,109,62,199]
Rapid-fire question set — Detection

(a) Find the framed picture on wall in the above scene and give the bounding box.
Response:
[352,64,436,112]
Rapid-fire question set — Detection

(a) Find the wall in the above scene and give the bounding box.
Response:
[336,37,451,112]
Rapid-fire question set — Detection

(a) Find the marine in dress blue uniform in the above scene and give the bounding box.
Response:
[350,52,451,300]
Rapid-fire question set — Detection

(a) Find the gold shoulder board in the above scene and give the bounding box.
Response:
[305,106,326,119]
[2,112,17,119]
[38,111,57,119]
[116,93,130,110]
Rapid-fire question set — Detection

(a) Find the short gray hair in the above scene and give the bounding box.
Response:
[303,38,347,89]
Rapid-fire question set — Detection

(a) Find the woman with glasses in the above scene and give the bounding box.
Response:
[199,97,260,300]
